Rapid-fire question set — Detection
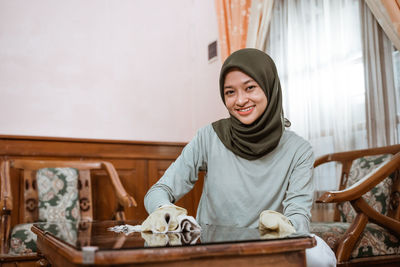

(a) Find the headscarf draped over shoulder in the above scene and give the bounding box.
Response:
[212,48,286,160]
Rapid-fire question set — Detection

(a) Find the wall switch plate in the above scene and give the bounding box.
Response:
[208,40,217,62]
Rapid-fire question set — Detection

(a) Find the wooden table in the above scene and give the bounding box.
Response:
[31,220,316,267]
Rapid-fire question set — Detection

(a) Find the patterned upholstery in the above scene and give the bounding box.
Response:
[37,168,80,222]
[9,221,78,255]
[311,222,400,259]
[9,167,80,254]
[337,154,393,223]
[9,223,37,255]
[311,154,399,259]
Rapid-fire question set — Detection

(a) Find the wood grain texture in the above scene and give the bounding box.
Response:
[0,158,137,266]
[0,135,202,266]
[314,144,400,266]
[32,223,314,267]
[0,134,199,226]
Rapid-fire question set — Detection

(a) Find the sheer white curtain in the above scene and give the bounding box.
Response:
[246,0,274,50]
[393,49,400,142]
[267,0,367,190]
[360,1,398,147]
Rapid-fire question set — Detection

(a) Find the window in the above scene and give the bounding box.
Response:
[268,0,366,190]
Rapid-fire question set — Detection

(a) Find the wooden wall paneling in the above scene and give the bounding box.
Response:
[88,169,116,220]
[147,160,173,187]
[113,160,148,221]
[0,137,185,160]
[87,159,147,221]
[0,135,187,225]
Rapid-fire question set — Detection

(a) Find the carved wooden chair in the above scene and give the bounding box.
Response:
[310,144,400,266]
[0,159,137,259]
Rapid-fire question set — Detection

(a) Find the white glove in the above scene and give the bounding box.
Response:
[259,210,296,237]
[141,204,187,233]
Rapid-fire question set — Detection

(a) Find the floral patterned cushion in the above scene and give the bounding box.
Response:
[338,154,393,223]
[9,223,37,255]
[9,221,78,254]
[311,222,400,259]
[9,167,81,255]
[37,168,81,222]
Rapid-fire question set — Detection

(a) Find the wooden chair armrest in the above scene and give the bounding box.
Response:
[317,152,400,203]
[353,197,400,235]
[313,154,332,168]
[101,161,137,208]
[0,161,12,213]
[314,144,400,168]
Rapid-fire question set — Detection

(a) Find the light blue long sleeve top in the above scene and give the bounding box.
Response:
[144,124,315,233]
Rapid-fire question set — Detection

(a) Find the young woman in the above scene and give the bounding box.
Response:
[142,48,336,266]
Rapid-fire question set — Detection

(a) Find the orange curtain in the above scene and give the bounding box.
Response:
[382,0,400,33]
[382,0,400,38]
[215,0,252,62]
[366,0,400,50]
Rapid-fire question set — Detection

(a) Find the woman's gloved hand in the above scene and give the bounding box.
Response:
[258,210,296,237]
[141,204,187,233]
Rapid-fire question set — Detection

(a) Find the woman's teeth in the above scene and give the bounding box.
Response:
[239,107,253,112]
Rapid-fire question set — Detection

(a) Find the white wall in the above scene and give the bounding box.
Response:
[0,0,227,142]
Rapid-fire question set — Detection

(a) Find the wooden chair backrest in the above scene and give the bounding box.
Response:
[1,159,136,255]
[2,159,107,223]
[314,144,400,222]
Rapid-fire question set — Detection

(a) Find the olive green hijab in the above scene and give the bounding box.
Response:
[212,48,286,160]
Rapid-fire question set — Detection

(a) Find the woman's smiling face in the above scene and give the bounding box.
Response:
[223,69,268,125]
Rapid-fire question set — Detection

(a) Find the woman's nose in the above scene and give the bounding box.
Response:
[236,91,248,106]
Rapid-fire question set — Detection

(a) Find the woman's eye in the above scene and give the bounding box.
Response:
[247,85,256,91]
[224,90,235,96]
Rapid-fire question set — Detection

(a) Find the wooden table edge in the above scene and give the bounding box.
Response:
[95,237,316,264]
[32,224,316,265]
[0,254,41,262]
[32,225,84,264]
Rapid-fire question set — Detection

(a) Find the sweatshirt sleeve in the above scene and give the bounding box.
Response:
[282,141,315,233]
[144,127,208,214]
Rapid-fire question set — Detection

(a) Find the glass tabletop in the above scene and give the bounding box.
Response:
[33,220,312,251]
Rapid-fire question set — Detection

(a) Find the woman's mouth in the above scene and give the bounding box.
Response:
[236,106,254,115]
